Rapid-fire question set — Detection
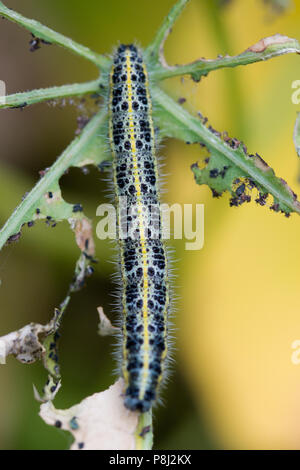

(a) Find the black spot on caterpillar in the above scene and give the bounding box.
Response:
[109,44,170,413]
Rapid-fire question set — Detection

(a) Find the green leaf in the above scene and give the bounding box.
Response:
[0,109,108,251]
[153,86,300,216]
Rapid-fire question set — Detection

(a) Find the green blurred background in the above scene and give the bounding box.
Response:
[0,0,300,450]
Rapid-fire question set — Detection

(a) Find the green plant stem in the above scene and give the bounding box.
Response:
[0,1,110,71]
[135,411,153,450]
[153,85,300,215]
[0,80,101,109]
[204,0,246,139]
[152,36,300,81]
[145,0,190,64]
[0,108,107,250]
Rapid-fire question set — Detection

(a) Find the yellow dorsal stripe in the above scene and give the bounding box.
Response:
[125,50,150,400]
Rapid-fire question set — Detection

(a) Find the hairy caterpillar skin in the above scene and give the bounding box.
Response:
[109,44,170,412]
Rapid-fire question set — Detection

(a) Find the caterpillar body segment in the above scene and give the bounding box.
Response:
[109,44,170,412]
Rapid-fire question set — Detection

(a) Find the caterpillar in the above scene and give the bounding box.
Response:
[108,44,170,412]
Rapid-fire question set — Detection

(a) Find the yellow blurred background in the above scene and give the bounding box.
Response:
[0,0,300,449]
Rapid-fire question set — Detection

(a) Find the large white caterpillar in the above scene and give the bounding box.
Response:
[108,44,170,412]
